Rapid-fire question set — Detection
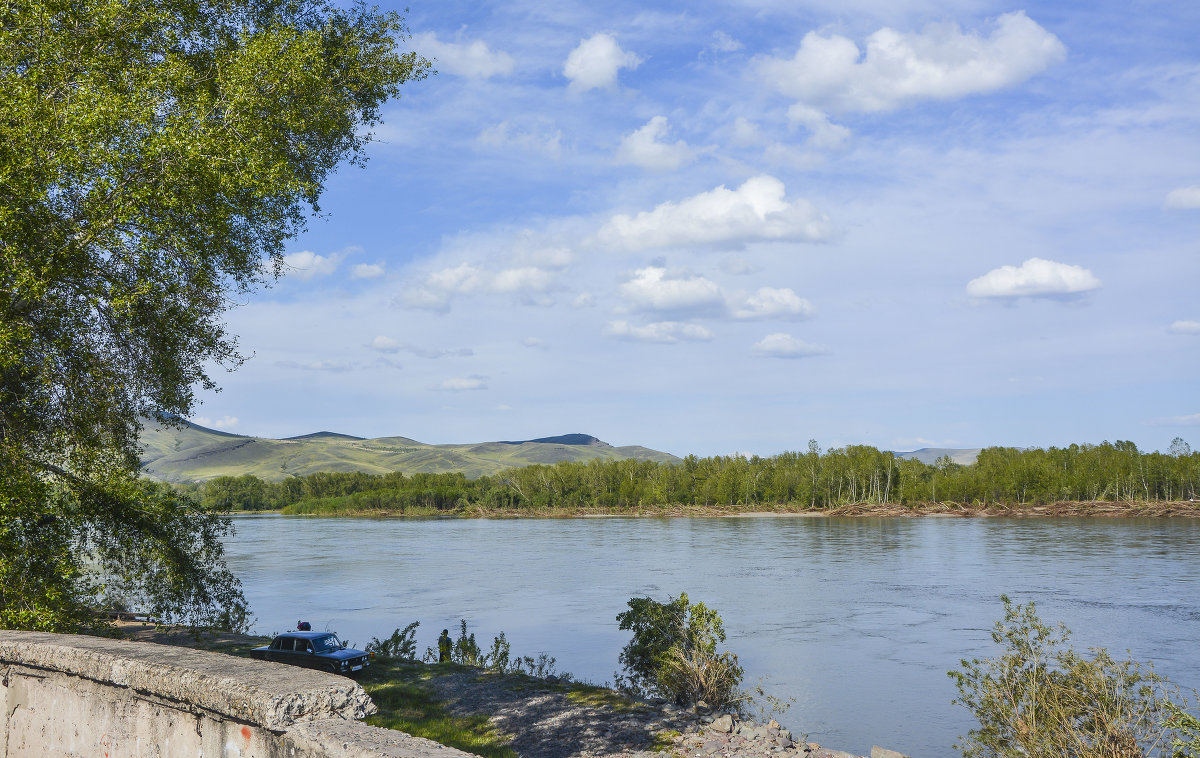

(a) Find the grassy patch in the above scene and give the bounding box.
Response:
[358,662,516,758]
[564,682,646,713]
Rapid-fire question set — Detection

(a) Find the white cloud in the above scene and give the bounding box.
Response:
[1165,186,1200,209]
[732,287,815,320]
[412,32,514,79]
[599,175,831,251]
[787,104,852,150]
[731,117,762,147]
[571,292,596,308]
[400,263,557,311]
[282,250,341,280]
[563,33,641,92]
[710,31,743,54]
[606,321,713,344]
[491,267,555,293]
[1169,320,1200,335]
[437,376,488,391]
[616,116,696,171]
[352,263,386,279]
[751,333,830,358]
[619,267,724,315]
[966,257,1102,299]
[761,11,1066,113]
[369,335,401,353]
[478,121,563,158]
[189,415,239,430]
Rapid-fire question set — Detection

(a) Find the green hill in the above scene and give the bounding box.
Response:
[137,419,681,482]
[894,447,984,465]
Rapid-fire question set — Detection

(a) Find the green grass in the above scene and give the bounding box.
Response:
[358,661,516,758]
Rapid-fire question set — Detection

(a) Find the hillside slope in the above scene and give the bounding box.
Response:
[138,419,681,482]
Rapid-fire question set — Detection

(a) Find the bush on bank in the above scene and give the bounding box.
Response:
[949,596,1199,758]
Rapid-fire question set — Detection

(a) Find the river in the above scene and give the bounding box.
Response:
[223,515,1200,757]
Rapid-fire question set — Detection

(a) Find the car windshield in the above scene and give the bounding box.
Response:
[313,634,342,652]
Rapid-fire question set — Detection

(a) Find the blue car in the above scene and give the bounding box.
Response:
[250,631,371,675]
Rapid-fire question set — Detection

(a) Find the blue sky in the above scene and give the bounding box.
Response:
[191,0,1200,458]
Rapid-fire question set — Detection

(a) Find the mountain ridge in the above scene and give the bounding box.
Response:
[138,419,681,482]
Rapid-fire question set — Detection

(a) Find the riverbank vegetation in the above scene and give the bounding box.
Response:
[179,439,1200,516]
[950,596,1200,758]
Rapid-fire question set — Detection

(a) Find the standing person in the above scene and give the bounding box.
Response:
[438,629,452,663]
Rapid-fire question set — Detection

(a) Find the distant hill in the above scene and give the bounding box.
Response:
[893,447,983,465]
[138,419,681,483]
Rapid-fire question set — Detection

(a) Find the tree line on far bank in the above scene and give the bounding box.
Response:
[178,438,1200,514]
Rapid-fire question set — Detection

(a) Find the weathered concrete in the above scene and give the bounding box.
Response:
[0,630,469,758]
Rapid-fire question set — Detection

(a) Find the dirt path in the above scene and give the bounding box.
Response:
[422,668,696,758]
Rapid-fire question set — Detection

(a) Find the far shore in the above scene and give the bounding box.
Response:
[228,500,1200,520]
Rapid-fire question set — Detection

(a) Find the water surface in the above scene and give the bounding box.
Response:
[224,515,1200,757]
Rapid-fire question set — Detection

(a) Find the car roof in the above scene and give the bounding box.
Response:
[276,631,338,639]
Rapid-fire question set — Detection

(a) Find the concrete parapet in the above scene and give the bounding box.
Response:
[0,630,469,758]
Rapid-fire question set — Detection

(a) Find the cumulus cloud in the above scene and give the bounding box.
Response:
[1169,320,1200,335]
[599,175,831,251]
[1165,186,1200,209]
[606,320,713,344]
[369,335,401,353]
[282,250,342,280]
[412,32,514,78]
[761,11,1066,113]
[787,104,852,150]
[732,287,814,320]
[571,292,596,308]
[751,333,830,358]
[618,267,724,315]
[564,33,641,92]
[399,262,558,311]
[352,262,386,279]
[616,116,695,170]
[966,257,1101,299]
[437,376,488,391]
[189,415,239,430]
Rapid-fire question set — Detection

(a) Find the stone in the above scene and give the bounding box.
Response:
[701,740,724,754]
[768,719,781,730]
[709,714,734,733]
[871,748,911,758]
[776,735,794,749]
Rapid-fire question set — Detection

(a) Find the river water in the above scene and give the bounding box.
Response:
[223,515,1200,757]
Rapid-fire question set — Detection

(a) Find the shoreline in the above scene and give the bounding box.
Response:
[241,500,1200,520]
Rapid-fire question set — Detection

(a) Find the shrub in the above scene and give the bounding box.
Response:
[616,592,743,708]
[366,621,420,662]
[949,595,1192,758]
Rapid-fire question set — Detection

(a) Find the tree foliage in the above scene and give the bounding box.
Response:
[616,593,743,708]
[184,438,1200,516]
[949,596,1194,758]
[0,0,429,630]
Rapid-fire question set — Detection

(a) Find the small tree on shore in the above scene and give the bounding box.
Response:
[949,596,1194,758]
[616,593,743,708]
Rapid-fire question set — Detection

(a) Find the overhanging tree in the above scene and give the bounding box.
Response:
[0,0,430,631]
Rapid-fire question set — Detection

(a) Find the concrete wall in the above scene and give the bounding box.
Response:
[0,631,470,758]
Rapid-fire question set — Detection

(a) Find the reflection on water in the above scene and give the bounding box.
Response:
[224,515,1200,757]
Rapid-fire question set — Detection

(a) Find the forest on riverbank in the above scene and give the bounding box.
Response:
[175,438,1200,515]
